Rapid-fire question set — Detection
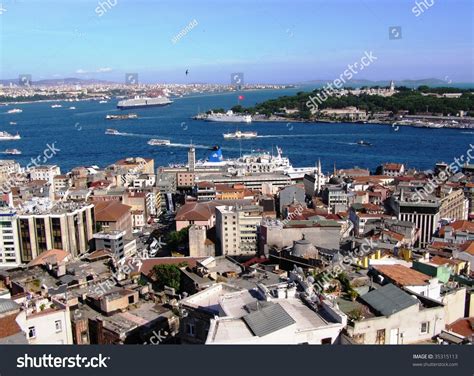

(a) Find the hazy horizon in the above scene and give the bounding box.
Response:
[1,0,473,84]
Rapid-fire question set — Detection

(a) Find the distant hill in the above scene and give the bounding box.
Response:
[302,78,468,88]
[0,77,115,86]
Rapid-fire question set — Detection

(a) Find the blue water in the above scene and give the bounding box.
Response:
[1,88,473,173]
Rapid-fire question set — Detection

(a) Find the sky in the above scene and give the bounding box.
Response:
[0,0,473,83]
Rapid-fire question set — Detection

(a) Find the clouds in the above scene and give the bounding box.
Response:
[75,67,113,74]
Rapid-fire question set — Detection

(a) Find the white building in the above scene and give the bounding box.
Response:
[29,165,61,186]
[16,298,73,344]
[215,205,263,256]
[0,208,21,266]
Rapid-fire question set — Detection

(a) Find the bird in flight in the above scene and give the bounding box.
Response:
[185,69,189,75]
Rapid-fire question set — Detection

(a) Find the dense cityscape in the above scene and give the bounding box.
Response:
[1,8,474,376]
[0,82,473,345]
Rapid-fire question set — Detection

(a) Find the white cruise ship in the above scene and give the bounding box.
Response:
[117,96,173,109]
[0,132,21,140]
[199,110,252,123]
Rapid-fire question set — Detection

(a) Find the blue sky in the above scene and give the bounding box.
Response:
[0,0,473,83]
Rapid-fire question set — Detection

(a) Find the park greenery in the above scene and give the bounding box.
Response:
[215,86,474,119]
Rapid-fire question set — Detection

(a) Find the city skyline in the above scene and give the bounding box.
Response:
[1,0,473,83]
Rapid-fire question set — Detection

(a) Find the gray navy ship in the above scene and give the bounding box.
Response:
[117,96,173,110]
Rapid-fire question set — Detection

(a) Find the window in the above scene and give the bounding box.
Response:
[420,322,430,334]
[55,320,62,332]
[376,329,386,344]
[186,323,195,337]
[28,326,36,339]
[128,296,135,304]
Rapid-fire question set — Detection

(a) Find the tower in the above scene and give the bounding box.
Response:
[390,80,395,92]
[188,145,195,172]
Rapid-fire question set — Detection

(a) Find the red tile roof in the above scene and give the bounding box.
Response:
[446,317,474,338]
[374,264,431,286]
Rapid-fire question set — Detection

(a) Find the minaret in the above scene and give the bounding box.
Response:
[188,145,195,172]
[316,158,322,194]
[390,80,395,92]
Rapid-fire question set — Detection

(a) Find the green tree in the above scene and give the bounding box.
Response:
[151,264,182,291]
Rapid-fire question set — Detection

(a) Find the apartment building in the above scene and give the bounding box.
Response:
[215,205,263,256]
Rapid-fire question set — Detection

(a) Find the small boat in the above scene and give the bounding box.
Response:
[7,108,22,114]
[223,130,258,139]
[0,132,21,140]
[106,113,138,120]
[148,138,171,146]
[105,128,121,135]
[51,104,62,108]
[2,148,21,155]
[99,100,108,104]
[69,106,76,110]
[9,122,17,125]
[356,140,372,146]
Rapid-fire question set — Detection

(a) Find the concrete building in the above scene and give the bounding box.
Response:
[16,297,73,344]
[188,225,215,257]
[382,163,405,177]
[17,200,94,262]
[29,165,61,186]
[260,218,341,256]
[322,185,348,213]
[93,230,136,259]
[0,208,21,266]
[180,282,347,344]
[390,194,440,248]
[342,284,445,344]
[215,205,263,256]
[94,201,132,238]
[439,187,469,221]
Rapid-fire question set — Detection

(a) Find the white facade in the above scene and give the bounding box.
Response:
[29,165,61,186]
[16,299,73,344]
[0,209,21,266]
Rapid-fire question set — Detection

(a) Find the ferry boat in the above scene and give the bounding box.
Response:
[0,132,21,140]
[106,113,138,120]
[2,148,21,155]
[105,128,121,135]
[223,130,257,139]
[147,138,171,146]
[51,104,62,108]
[7,108,22,114]
[197,110,252,123]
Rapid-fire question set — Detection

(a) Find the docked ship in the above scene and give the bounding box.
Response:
[197,110,252,123]
[223,130,257,139]
[117,96,173,110]
[7,108,22,114]
[0,132,21,140]
[147,139,171,146]
[106,113,138,120]
[2,148,21,155]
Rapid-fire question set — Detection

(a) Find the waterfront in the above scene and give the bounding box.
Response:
[1,87,473,173]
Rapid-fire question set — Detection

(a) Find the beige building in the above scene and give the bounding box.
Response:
[215,205,263,256]
[439,187,468,220]
[17,201,95,262]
